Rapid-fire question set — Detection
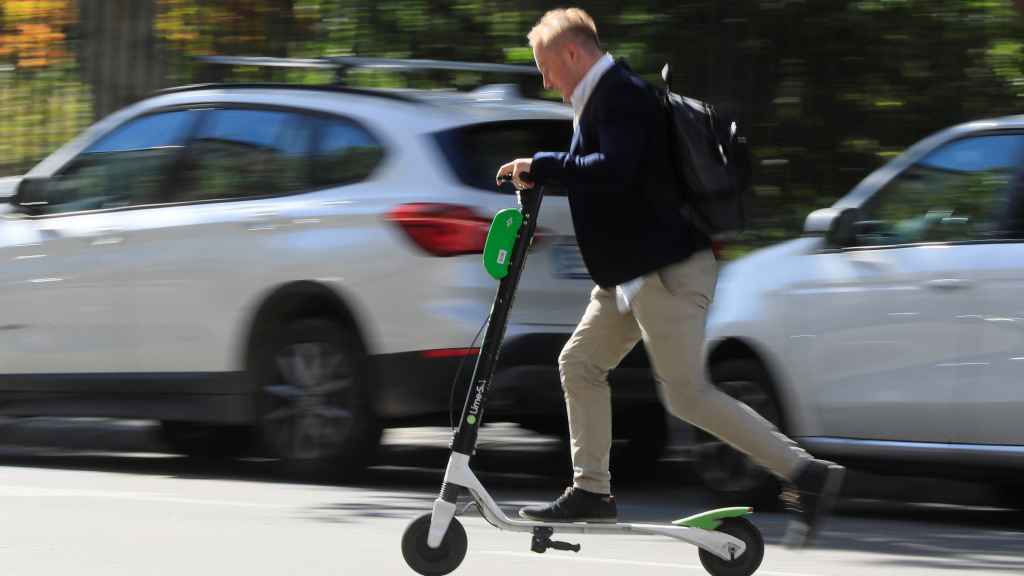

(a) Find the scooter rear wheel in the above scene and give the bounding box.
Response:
[698,517,764,576]
[402,513,468,576]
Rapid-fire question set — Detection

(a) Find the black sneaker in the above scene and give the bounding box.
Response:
[519,487,618,523]
[782,459,846,548]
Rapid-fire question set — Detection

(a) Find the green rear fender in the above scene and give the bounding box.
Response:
[672,507,753,530]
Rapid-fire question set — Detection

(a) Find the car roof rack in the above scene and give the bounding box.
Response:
[155,81,426,104]
[198,55,539,84]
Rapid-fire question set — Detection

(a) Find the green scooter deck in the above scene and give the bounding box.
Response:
[672,507,753,530]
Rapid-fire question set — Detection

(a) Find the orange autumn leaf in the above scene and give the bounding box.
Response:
[0,0,74,68]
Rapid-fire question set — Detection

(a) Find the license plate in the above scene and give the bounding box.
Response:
[551,241,590,279]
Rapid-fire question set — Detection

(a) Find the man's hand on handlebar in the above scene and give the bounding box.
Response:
[496,158,534,191]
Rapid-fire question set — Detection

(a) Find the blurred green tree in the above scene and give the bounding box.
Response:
[2,0,1023,256]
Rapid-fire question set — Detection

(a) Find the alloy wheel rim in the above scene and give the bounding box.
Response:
[263,340,355,461]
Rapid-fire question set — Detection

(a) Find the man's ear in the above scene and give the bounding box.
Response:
[563,40,579,65]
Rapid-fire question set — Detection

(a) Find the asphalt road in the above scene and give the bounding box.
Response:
[0,418,1020,575]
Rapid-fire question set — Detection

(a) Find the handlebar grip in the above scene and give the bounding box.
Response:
[498,172,532,184]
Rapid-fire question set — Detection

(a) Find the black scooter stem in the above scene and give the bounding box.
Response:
[451,185,544,456]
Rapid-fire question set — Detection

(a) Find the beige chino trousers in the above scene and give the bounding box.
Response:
[559,250,810,494]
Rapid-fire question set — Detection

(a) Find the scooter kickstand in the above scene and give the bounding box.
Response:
[530,527,581,554]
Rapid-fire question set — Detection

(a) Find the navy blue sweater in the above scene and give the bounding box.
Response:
[530,61,709,288]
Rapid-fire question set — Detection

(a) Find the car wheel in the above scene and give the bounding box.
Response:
[693,359,783,508]
[612,403,668,479]
[253,317,380,479]
[534,404,668,481]
[159,421,254,459]
[993,483,1024,510]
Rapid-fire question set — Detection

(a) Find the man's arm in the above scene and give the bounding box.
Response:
[531,81,657,190]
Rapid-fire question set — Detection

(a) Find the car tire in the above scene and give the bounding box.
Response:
[993,483,1024,510]
[159,421,254,459]
[693,358,783,509]
[612,403,668,479]
[536,404,668,481]
[252,317,380,480]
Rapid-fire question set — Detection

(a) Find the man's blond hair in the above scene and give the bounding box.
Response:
[527,8,600,51]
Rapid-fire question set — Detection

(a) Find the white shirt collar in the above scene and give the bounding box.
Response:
[570,53,615,127]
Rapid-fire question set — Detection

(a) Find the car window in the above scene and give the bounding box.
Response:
[87,112,194,153]
[40,110,197,214]
[310,117,385,187]
[433,120,573,195]
[1004,171,1024,238]
[175,108,314,202]
[918,136,1024,172]
[855,133,1024,246]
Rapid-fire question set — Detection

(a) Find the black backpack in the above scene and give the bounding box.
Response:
[657,63,752,238]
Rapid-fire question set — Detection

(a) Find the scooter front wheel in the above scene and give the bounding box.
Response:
[698,517,764,576]
[402,513,468,576]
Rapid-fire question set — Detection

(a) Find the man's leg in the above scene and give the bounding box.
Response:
[560,285,642,494]
[631,251,843,546]
[519,284,640,522]
[632,252,807,478]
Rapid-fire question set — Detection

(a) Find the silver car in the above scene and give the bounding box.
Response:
[696,115,1024,506]
[0,59,670,477]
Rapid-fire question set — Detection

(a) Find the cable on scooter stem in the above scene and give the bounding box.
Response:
[446,172,534,433]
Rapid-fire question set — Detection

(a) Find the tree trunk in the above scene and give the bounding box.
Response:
[76,0,166,121]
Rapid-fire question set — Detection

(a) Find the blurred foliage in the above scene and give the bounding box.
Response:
[156,0,297,54]
[0,0,73,68]
[0,0,89,176]
[0,69,91,175]
[1,0,1023,256]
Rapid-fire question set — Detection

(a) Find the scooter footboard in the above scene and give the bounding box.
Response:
[434,453,748,562]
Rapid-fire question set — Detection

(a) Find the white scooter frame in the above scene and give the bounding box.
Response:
[430,452,748,559]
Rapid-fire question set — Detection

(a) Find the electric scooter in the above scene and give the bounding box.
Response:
[401,176,765,576]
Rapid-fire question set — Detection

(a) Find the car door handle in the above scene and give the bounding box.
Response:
[925,278,973,291]
[242,209,279,231]
[91,235,124,246]
[89,228,125,246]
[848,251,889,270]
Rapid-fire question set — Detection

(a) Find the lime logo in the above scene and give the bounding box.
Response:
[467,379,486,425]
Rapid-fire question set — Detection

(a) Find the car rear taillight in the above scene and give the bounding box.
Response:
[386,203,490,257]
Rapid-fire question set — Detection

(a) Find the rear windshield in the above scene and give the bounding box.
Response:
[434,120,573,195]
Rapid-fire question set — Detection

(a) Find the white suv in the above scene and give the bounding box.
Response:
[0,66,670,476]
[696,116,1024,505]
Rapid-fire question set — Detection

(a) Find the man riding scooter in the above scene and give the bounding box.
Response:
[496,7,845,548]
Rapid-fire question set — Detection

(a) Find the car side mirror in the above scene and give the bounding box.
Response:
[804,206,864,248]
[828,208,865,248]
[12,177,51,214]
